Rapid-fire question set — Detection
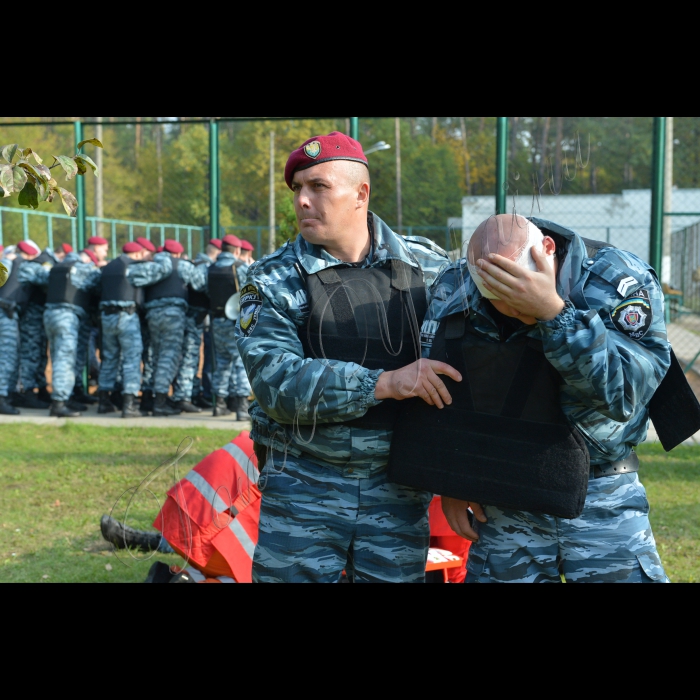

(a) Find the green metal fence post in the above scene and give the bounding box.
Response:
[650,117,667,273]
[496,117,509,215]
[74,121,86,251]
[210,120,220,242]
[47,217,53,249]
[350,117,360,141]
[22,211,29,240]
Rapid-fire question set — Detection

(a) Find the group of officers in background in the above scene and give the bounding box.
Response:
[0,232,255,422]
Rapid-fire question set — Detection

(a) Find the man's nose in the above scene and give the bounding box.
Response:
[297,191,312,209]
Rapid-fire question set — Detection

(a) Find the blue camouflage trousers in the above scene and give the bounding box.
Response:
[146,306,186,395]
[99,311,144,396]
[19,303,48,390]
[0,313,20,397]
[466,473,669,584]
[141,318,153,393]
[173,310,204,402]
[212,317,251,398]
[253,453,432,584]
[44,307,80,402]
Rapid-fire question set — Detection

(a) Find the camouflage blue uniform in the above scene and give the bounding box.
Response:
[99,256,173,396]
[173,252,211,404]
[143,253,207,396]
[210,253,251,399]
[0,258,21,398]
[237,213,449,583]
[421,218,671,584]
[40,254,102,402]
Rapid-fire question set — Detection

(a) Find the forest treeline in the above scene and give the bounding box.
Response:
[0,117,698,240]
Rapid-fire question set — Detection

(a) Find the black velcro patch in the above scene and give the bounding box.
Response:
[610,289,653,341]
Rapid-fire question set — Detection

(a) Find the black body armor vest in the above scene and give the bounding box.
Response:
[47,261,95,311]
[0,259,29,312]
[389,314,591,520]
[298,260,428,432]
[208,264,239,317]
[188,260,211,310]
[23,252,53,306]
[101,255,144,307]
[145,257,189,303]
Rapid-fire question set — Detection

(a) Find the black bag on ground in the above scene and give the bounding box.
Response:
[388,314,591,520]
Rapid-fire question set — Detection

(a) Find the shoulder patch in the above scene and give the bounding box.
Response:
[239,284,263,337]
[611,289,653,341]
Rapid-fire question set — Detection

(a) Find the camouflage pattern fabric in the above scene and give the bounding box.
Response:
[172,310,204,402]
[0,314,20,397]
[99,255,174,311]
[142,253,207,312]
[229,351,251,398]
[253,452,432,584]
[141,318,153,393]
[238,212,449,472]
[19,303,48,391]
[467,474,669,583]
[99,311,143,395]
[75,322,92,380]
[212,317,243,398]
[44,307,81,402]
[146,306,187,395]
[421,218,671,583]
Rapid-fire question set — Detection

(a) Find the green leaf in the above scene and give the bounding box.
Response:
[75,159,87,176]
[0,165,15,193]
[1,144,18,163]
[18,161,50,184]
[13,165,27,192]
[20,148,44,165]
[75,155,99,177]
[37,180,50,202]
[57,187,78,217]
[18,180,39,209]
[77,138,103,150]
[52,155,79,181]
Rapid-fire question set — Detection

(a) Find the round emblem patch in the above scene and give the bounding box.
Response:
[610,289,653,341]
[304,141,322,160]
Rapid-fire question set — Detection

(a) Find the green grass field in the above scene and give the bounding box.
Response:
[0,424,698,583]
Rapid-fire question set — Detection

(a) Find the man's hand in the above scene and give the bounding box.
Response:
[442,498,488,542]
[375,359,462,409]
[477,246,565,322]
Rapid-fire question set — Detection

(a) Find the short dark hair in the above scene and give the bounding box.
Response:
[222,243,237,255]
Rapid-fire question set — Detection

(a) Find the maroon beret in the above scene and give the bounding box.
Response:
[136,237,156,253]
[83,249,99,265]
[0,245,4,252]
[88,236,109,246]
[164,239,185,255]
[59,243,73,254]
[18,241,41,256]
[223,234,242,248]
[240,240,254,252]
[285,131,368,190]
[209,239,223,251]
[123,242,144,254]
[157,246,164,253]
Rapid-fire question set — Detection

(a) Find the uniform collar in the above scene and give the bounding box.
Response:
[217,252,237,263]
[294,211,420,276]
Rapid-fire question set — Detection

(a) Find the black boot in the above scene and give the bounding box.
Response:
[140,390,154,415]
[154,393,181,417]
[73,385,98,405]
[213,396,232,417]
[193,393,213,409]
[227,396,237,413]
[67,400,88,412]
[20,391,51,410]
[101,515,163,553]
[122,394,145,419]
[176,400,203,414]
[50,401,81,418]
[236,396,251,422]
[110,391,124,411]
[10,392,27,408]
[98,391,118,415]
[0,396,20,416]
[37,387,52,404]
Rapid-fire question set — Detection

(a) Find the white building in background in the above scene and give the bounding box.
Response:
[452,189,700,264]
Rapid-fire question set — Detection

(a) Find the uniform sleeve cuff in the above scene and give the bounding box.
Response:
[361,369,384,410]
[539,300,576,335]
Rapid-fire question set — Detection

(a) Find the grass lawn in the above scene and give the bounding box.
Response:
[0,425,698,583]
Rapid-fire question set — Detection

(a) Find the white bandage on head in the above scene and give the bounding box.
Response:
[467,215,552,301]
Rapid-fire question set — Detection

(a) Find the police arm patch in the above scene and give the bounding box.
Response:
[239,284,263,337]
[610,289,653,341]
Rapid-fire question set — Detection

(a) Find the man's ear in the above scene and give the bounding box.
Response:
[543,236,557,257]
[357,182,371,208]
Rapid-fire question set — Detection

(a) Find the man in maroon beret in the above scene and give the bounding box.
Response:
[238,132,457,583]
[240,240,255,266]
[136,237,156,260]
[54,243,73,263]
[87,236,110,268]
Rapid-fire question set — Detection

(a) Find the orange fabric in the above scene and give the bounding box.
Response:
[431,536,471,584]
[154,432,261,584]
[429,497,458,537]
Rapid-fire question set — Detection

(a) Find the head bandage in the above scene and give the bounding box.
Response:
[468,217,553,300]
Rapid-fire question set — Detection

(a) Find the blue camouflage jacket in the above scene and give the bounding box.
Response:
[142,253,208,311]
[99,255,175,310]
[237,212,449,473]
[421,218,671,466]
[22,252,102,320]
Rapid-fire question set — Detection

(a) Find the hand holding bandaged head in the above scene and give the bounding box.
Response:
[468,216,554,301]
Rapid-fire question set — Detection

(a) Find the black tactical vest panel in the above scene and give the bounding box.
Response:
[145,257,189,303]
[23,252,53,306]
[298,260,428,432]
[208,264,239,317]
[389,314,591,519]
[47,261,95,311]
[0,259,29,311]
[188,260,211,310]
[101,255,144,307]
